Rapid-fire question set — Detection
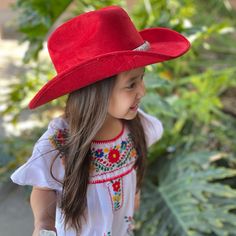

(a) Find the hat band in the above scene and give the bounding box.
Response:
[133,41,150,51]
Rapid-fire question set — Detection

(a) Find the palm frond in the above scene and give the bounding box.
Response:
[135,152,236,236]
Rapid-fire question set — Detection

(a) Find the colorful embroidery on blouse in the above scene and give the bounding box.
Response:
[124,216,135,236]
[89,133,138,182]
[107,177,123,211]
[108,149,120,163]
[103,231,111,236]
[49,128,68,150]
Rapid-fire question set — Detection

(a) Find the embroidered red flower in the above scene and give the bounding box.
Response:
[49,129,68,149]
[56,129,66,145]
[108,149,120,163]
[112,181,121,192]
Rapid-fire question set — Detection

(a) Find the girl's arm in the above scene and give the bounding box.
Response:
[30,187,57,236]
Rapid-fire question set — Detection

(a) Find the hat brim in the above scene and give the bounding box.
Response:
[29,27,190,109]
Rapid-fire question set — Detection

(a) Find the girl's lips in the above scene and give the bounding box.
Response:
[130,103,139,110]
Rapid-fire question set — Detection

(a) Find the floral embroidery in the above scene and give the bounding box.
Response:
[121,141,127,149]
[112,180,120,192]
[108,149,120,163]
[89,133,138,182]
[95,149,104,158]
[130,149,137,158]
[124,216,135,236]
[107,178,123,211]
[103,231,111,236]
[104,148,109,153]
[49,128,68,150]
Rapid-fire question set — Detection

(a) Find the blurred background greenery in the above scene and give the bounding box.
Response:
[0,0,236,235]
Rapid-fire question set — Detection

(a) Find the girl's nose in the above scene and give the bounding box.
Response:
[137,81,146,99]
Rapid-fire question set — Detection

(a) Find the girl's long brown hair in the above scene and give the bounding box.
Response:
[60,76,147,233]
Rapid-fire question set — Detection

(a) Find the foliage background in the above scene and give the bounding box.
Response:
[1,0,236,235]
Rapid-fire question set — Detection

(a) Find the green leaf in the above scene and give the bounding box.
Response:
[135,152,236,235]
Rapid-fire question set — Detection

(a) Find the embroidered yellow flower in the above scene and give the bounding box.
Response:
[49,137,55,148]
[130,149,137,158]
[112,195,121,202]
[104,148,109,153]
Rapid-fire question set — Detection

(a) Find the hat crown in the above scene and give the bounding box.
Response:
[48,6,144,74]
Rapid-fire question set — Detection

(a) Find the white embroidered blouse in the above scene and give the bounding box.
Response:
[11,109,163,236]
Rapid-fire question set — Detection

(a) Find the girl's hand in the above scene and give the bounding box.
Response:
[33,227,57,236]
[134,190,141,211]
[39,229,57,236]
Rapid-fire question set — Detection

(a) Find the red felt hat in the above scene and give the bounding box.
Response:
[29,5,190,109]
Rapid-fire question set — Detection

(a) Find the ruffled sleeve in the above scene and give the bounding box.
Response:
[10,117,68,191]
[138,108,164,147]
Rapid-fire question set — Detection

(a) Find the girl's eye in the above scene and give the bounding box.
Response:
[127,83,136,89]
[126,75,144,90]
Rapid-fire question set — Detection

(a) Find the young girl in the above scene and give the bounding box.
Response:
[11,5,190,236]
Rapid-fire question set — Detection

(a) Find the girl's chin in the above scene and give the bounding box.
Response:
[107,108,139,121]
[123,109,139,120]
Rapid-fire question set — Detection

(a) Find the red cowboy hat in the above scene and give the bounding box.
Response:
[29,5,190,109]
